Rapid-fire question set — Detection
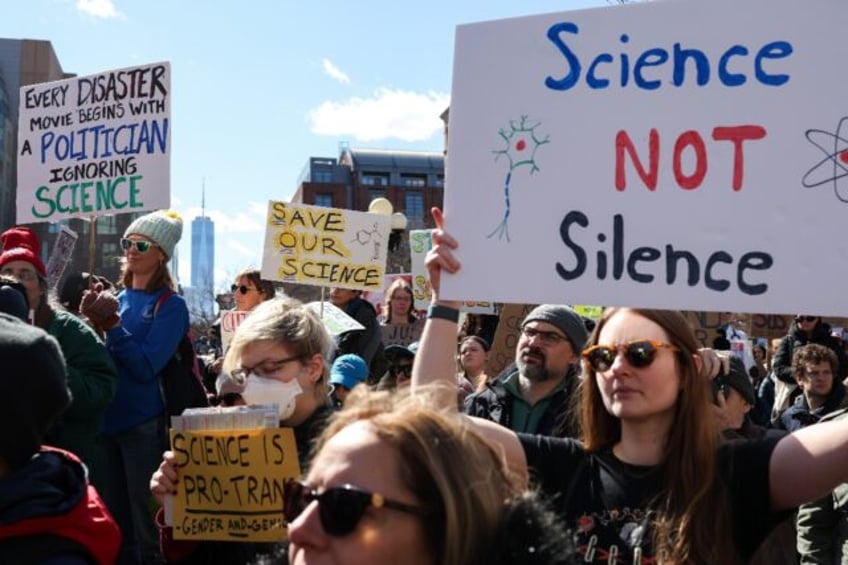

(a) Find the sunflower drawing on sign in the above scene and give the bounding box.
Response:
[488,115,550,242]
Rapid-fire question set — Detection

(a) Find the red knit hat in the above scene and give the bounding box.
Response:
[0,227,47,278]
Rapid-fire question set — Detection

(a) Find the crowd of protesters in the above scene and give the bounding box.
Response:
[4,206,848,564]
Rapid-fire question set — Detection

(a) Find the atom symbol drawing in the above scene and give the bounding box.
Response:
[487,115,550,241]
[802,116,848,203]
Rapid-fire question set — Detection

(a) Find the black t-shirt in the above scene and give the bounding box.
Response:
[519,434,787,563]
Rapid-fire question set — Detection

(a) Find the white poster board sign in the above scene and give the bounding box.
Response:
[442,0,848,316]
[17,62,171,223]
[220,310,250,352]
[261,201,391,293]
[306,301,365,336]
[409,229,494,314]
[45,225,78,290]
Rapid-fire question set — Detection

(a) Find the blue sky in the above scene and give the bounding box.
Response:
[2,0,605,290]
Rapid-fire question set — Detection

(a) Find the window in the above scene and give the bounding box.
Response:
[434,175,445,188]
[405,191,424,229]
[97,215,118,235]
[401,174,426,187]
[361,172,389,186]
[314,193,334,208]
[369,189,386,203]
[313,170,333,183]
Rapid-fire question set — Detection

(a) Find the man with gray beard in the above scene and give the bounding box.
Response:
[463,305,588,437]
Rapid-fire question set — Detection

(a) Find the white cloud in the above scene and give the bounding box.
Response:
[227,239,258,257]
[322,58,350,84]
[76,0,123,19]
[308,88,450,142]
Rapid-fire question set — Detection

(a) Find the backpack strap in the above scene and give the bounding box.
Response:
[153,289,176,317]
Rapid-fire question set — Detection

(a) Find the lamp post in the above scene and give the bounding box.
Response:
[368,197,409,274]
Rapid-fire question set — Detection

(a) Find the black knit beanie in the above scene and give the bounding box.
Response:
[0,313,71,470]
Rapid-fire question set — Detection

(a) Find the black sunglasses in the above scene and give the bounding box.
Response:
[389,364,413,377]
[582,339,679,372]
[283,480,423,536]
[796,316,817,323]
[231,284,258,295]
[120,238,155,253]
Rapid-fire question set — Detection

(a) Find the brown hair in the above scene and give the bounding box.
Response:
[235,268,275,301]
[792,343,838,378]
[120,258,175,292]
[383,278,416,323]
[314,387,521,565]
[581,308,735,564]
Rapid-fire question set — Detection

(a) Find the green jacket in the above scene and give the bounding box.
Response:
[44,309,119,490]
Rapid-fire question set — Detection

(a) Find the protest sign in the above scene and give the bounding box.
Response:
[381,321,424,347]
[261,201,390,292]
[170,427,300,542]
[17,62,171,223]
[684,311,848,347]
[442,0,848,315]
[220,310,250,352]
[306,301,365,336]
[409,229,494,314]
[45,225,78,290]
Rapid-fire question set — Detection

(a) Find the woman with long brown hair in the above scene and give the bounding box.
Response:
[414,207,848,563]
[81,209,189,565]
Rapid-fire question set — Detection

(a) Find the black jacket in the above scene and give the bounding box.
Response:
[772,320,848,384]
[463,363,580,438]
[775,381,848,431]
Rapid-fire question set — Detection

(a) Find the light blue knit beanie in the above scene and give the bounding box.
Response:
[124,210,183,258]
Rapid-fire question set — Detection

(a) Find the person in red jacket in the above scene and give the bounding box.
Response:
[0,312,120,564]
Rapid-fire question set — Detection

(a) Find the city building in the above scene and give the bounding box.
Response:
[0,38,139,283]
[292,147,445,274]
[293,147,444,229]
[189,185,215,320]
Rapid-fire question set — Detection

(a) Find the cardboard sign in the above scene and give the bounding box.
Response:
[261,201,390,292]
[306,301,365,336]
[409,228,494,314]
[488,303,537,377]
[220,310,251,352]
[170,428,300,542]
[381,320,424,347]
[442,0,848,316]
[17,62,171,223]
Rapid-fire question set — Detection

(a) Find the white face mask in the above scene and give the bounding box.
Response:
[241,375,303,421]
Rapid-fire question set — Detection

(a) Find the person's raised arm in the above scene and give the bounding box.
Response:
[769,417,848,510]
[412,207,462,410]
[412,208,528,482]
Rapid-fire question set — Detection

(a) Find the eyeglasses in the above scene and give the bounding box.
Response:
[521,326,568,347]
[0,267,38,282]
[582,340,679,372]
[283,480,423,536]
[230,355,301,382]
[120,238,155,253]
[796,316,817,323]
[389,364,413,377]
[231,284,259,295]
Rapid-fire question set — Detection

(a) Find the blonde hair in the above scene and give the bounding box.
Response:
[224,297,332,406]
[316,387,521,565]
[581,308,735,564]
